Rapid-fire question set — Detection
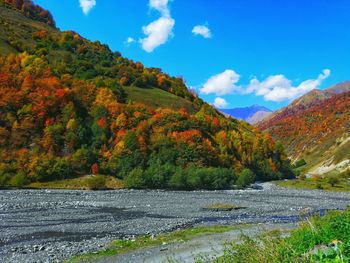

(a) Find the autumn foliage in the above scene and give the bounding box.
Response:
[258,91,350,158]
[0,53,294,188]
[0,4,294,189]
[3,0,55,27]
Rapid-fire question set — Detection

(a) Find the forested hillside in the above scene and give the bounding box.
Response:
[258,87,350,174]
[0,0,294,189]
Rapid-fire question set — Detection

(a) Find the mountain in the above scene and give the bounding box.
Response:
[0,0,294,190]
[264,81,350,123]
[220,105,272,124]
[258,83,350,175]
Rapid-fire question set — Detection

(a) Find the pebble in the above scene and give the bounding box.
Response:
[1,184,350,262]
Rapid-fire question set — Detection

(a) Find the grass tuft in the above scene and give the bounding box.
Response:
[278,170,350,192]
[27,175,123,190]
[202,203,245,211]
[210,208,350,263]
[67,225,248,263]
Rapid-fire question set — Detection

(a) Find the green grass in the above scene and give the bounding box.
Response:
[126,86,198,113]
[277,170,350,192]
[0,38,16,54]
[202,203,244,211]
[0,4,55,55]
[27,175,123,190]
[211,208,350,263]
[67,225,248,263]
[278,179,350,192]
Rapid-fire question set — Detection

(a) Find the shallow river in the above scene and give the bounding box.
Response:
[1,183,350,262]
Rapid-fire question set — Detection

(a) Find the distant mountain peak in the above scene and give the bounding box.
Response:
[221,104,272,124]
[326,81,350,94]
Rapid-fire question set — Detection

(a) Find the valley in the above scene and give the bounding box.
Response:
[0,1,350,262]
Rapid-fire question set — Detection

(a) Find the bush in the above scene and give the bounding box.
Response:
[236,169,255,188]
[86,175,106,190]
[0,172,11,188]
[52,158,74,180]
[0,163,12,188]
[9,172,29,188]
[184,167,235,190]
[31,156,56,182]
[169,168,188,190]
[294,159,307,168]
[299,173,306,180]
[327,176,340,187]
[71,148,97,174]
[316,182,324,190]
[144,162,175,189]
[124,168,145,189]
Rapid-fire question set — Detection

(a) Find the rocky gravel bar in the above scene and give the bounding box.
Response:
[1,182,350,262]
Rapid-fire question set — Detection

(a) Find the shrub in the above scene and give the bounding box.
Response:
[144,162,175,189]
[52,158,74,180]
[9,172,29,188]
[327,176,340,187]
[0,172,11,188]
[71,148,97,174]
[316,182,324,190]
[236,169,255,188]
[86,175,106,190]
[185,167,235,190]
[31,156,56,182]
[169,168,188,190]
[0,163,13,188]
[294,159,307,168]
[124,168,145,189]
[299,173,306,180]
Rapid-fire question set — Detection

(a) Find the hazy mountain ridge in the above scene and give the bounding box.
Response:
[264,81,350,124]
[221,105,272,124]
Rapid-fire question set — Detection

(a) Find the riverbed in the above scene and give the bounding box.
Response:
[1,183,350,262]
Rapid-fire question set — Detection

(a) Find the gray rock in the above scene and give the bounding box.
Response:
[0,184,349,262]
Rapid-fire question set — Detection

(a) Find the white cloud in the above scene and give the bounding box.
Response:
[141,17,175,52]
[213,97,228,108]
[79,0,96,15]
[140,0,175,52]
[246,69,331,102]
[149,0,170,16]
[200,70,240,96]
[126,37,135,44]
[192,25,212,38]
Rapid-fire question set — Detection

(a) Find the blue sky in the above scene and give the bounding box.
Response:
[35,0,350,110]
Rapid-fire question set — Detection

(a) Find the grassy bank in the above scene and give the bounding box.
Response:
[27,175,123,190]
[277,170,350,192]
[278,179,350,192]
[67,225,248,263]
[211,208,350,263]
